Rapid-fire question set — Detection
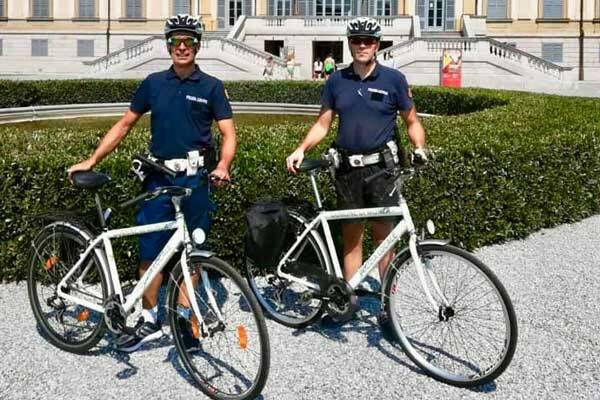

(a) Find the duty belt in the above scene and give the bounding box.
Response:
[150,151,205,176]
[347,152,383,167]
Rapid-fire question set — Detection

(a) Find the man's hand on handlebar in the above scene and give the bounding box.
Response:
[286,148,305,174]
[411,147,432,167]
[67,158,95,182]
[209,167,230,188]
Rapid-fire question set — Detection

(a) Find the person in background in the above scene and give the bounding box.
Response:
[263,56,274,80]
[323,53,336,79]
[313,57,323,80]
[286,54,296,80]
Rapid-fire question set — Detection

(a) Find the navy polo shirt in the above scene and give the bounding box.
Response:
[321,63,413,153]
[130,65,233,159]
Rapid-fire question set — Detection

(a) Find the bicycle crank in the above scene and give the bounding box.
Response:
[104,297,128,334]
[323,278,358,322]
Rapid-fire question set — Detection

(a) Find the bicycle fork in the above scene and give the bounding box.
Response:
[408,234,451,312]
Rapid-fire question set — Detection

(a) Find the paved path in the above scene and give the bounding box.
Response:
[1,216,600,399]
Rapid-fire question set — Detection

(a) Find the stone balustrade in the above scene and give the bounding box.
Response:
[380,37,572,81]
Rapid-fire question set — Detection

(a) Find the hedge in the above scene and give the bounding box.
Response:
[0,79,506,115]
[1,85,600,283]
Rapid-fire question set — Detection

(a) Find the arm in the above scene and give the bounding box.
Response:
[67,110,142,179]
[210,118,237,186]
[399,106,426,149]
[285,107,335,173]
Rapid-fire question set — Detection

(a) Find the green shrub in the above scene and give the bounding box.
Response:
[0,80,506,114]
[1,86,599,283]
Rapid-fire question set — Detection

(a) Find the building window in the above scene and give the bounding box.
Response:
[487,0,508,19]
[32,0,51,18]
[0,0,5,18]
[314,0,352,16]
[125,0,144,19]
[77,40,94,57]
[78,0,96,18]
[542,43,563,62]
[542,0,564,19]
[173,0,191,14]
[32,39,49,56]
[374,0,392,16]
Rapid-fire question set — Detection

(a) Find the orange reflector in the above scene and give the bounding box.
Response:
[44,256,59,271]
[76,309,90,322]
[191,315,200,339]
[237,325,248,350]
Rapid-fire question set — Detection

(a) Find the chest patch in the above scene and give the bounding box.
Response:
[186,95,208,104]
[367,88,388,96]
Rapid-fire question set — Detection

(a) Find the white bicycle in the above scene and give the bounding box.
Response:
[27,155,270,400]
[246,159,517,387]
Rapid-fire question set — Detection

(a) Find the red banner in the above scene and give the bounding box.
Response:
[440,49,462,88]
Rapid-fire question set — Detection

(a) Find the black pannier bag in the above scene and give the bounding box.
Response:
[245,199,289,269]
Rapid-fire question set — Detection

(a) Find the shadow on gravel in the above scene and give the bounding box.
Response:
[290,276,427,379]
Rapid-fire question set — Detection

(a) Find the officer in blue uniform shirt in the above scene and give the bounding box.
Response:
[286,17,429,331]
[68,14,236,352]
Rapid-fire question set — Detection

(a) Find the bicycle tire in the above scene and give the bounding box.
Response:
[167,256,270,400]
[382,243,518,387]
[246,211,329,328]
[27,222,108,354]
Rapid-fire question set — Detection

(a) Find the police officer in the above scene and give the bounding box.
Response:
[286,17,429,330]
[68,14,236,351]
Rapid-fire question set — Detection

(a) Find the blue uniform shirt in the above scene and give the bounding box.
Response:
[130,65,233,159]
[321,63,413,153]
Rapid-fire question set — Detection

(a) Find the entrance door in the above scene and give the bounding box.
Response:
[313,41,343,66]
[426,0,444,31]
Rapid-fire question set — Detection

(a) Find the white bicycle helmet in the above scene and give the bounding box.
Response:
[346,17,382,40]
[164,14,203,39]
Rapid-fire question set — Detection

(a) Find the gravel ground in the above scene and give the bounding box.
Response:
[2,216,600,400]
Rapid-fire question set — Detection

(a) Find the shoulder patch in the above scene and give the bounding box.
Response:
[407,87,413,98]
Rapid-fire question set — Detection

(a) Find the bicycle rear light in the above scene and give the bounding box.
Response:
[44,256,59,271]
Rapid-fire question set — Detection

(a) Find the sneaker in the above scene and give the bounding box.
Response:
[378,311,396,342]
[115,317,163,353]
[176,306,201,352]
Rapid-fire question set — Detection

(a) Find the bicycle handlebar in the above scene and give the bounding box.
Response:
[118,186,192,209]
[134,154,177,178]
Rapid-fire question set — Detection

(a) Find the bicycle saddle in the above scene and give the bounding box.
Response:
[299,159,331,172]
[71,171,111,189]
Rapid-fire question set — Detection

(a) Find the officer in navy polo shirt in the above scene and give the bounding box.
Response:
[68,14,236,352]
[286,17,430,332]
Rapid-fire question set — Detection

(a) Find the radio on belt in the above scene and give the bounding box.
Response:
[186,150,203,176]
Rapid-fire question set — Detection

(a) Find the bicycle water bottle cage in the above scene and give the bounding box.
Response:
[71,171,111,190]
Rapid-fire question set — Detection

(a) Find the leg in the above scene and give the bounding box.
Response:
[371,220,395,280]
[341,222,365,282]
[139,260,162,309]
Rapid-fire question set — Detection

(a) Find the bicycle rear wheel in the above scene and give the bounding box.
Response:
[167,256,270,400]
[27,222,108,354]
[246,211,329,328]
[383,243,517,387]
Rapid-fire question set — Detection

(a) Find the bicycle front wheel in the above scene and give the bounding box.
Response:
[383,243,517,387]
[27,222,108,354]
[167,256,270,400]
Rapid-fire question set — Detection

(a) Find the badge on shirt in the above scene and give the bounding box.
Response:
[368,87,388,102]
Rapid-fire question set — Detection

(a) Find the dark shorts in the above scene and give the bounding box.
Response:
[136,172,215,262]
[334,163,399,225]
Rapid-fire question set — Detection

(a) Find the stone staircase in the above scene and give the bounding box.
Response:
[378,37,577,91]
[83,33,289,80]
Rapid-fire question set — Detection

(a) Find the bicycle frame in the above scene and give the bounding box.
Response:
[276,171,450,312]
[53,196,215,328]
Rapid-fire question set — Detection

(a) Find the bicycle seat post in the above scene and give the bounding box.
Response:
[308,171,323,210]
[94,193,107,230]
